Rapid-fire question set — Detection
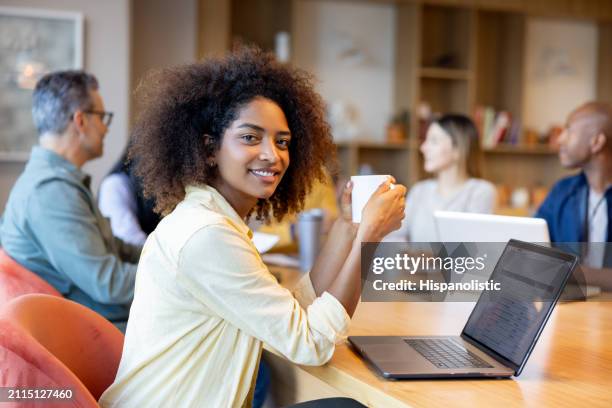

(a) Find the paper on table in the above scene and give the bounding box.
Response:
[252,232,280,254]
[261,253,301,269]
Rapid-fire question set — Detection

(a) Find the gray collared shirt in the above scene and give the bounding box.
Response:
[0,146,141,322]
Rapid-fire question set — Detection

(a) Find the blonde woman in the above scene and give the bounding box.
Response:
[392,114,496,242]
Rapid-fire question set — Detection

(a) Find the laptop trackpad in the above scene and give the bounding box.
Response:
[365,343,417,363]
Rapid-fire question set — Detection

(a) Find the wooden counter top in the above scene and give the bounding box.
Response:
[265,265,612,407]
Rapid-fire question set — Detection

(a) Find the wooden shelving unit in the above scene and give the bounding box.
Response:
[481,150,571,189]
[419,67,471,80]
[199,0,612,200]
[335,141,414,186]
[482,145,558,155]
[335,140,413,150]
[393,0,612,195]
[395,1,479,185]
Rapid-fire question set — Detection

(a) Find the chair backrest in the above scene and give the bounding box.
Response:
[1,294,125,400]
[0,249,61,306]
[0,317,99,407]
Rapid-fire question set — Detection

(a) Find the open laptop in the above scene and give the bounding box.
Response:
[349,240,578,379]
[434,211,550,243]
[434,211,597,300]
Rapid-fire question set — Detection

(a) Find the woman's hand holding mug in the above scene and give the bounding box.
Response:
[351,175,406,242]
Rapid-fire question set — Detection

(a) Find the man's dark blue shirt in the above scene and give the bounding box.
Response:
[535,172,612,242]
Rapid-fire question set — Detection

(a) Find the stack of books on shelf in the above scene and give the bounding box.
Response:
[474,106,521,149]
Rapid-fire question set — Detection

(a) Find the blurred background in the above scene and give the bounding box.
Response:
[1,0,611,216]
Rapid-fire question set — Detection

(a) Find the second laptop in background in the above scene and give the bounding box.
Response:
[434,211,550,243]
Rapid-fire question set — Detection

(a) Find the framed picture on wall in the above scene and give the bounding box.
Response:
[0,6,83,161]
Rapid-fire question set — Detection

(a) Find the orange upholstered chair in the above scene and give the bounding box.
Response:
[0,249,61,306]
[0,317,99,407]
[0,294,124,401]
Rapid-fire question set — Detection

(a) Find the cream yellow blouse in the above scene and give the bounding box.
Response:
[99,185,350,408]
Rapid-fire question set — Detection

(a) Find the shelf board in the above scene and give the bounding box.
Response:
[419,67,471,80]
[494,206,532,217]
[335,140,414,150]
[482,145,558,155]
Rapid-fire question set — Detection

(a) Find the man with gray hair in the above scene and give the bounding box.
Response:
[0,70,140,330]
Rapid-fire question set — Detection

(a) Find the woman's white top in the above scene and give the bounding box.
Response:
[98,173,148,246]
[388,178,497,242]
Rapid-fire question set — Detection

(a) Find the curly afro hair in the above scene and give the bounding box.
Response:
[130,47,336,221]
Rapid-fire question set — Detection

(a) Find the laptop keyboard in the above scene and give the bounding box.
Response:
[405,338,493,369]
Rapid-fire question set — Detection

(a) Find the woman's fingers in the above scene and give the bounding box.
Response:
[340,180,353,221]
[341,180,353,202]
[372,176,399,198]
[394,183,407,197]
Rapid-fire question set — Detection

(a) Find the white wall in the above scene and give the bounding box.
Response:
[292,0,395,141]
[523,18,598,133]
[0,0,131,210]
[0,0,198,211]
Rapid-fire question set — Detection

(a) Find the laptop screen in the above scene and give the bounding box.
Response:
[462,241,575,367]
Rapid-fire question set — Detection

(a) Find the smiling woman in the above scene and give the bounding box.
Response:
[209,97,293,219]
[129,47,334,222]
[98,48,405,408]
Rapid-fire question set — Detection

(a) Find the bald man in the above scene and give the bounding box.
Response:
[535,101,612,287]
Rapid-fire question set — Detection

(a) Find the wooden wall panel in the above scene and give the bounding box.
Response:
[408,0,612,21]
[198,0,231,58]
[597,22,612,105]
[230,0,292,51]
[394,2,420,113]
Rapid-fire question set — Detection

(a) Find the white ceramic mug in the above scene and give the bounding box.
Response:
[350,175,393,223]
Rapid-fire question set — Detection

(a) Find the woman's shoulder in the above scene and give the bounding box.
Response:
[408,179,437,198]
[466,178,496,194]
[462,178,497,213]
[162,201,251,247]
[98,172,135,213]
[149,202,250,267]
[159,201,229,236]
[100,172,132,193]
[410,178,437,190]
